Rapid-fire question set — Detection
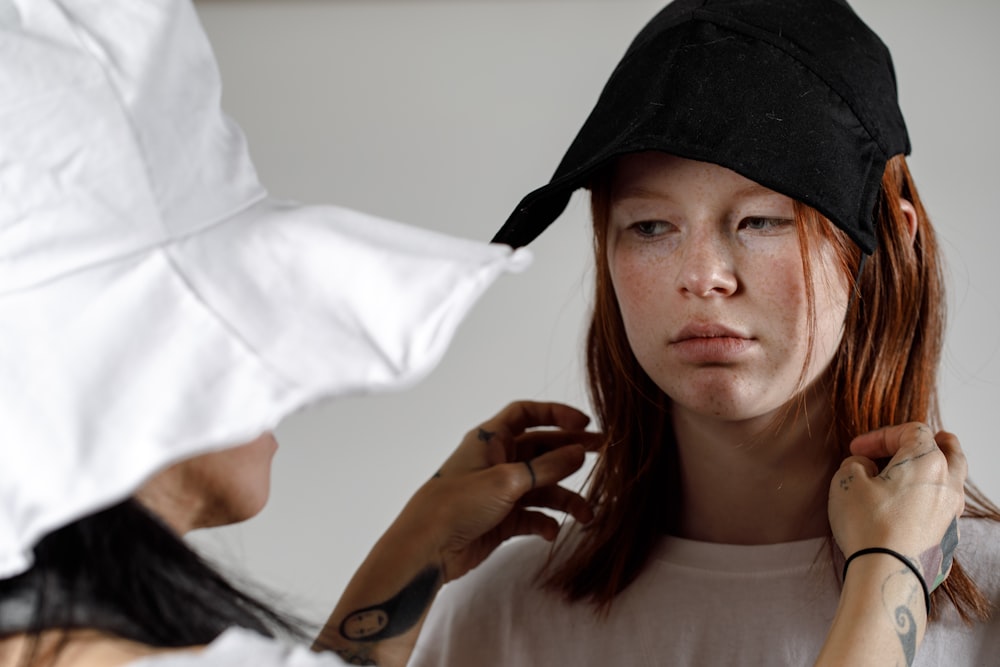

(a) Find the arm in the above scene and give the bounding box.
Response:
[313,401,600,666]
[817,424,966,667]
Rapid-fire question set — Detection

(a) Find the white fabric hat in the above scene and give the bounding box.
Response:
[0,0,529,579]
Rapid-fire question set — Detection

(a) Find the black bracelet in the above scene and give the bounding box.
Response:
[842,547,931,616]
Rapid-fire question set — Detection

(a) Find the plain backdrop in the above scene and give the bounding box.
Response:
[191,0,1000,625]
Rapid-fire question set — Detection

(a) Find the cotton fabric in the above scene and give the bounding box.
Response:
[0,0,529,580]
[128,628,343,667]
[411,518,1000,666]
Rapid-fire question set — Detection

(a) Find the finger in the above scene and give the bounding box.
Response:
[934,431,969,494]
[519,485,594,525]
[837,454,880,479]
[849,422,934,459]
[479,401,591,444]
[514,429,604,459]
[523,445,588,490]
[472,445,587,508]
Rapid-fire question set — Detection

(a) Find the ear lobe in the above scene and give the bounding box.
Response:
[899,198,918,244]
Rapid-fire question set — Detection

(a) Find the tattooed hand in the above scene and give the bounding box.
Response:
[424,400,603,582]
[317,401,600,665]
[819,424,967,667]
[828,422,966,592]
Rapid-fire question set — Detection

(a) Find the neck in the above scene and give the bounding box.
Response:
[672,386,839,545]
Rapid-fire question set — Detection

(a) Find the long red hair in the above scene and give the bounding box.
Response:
[544,154,999,622]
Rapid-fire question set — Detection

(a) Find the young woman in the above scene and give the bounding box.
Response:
[410,1,1000,665]
[0,1,979,666]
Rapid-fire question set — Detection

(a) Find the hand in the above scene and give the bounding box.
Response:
[398,400,602,582]
[319,401,601,665]
[828,422,966,590]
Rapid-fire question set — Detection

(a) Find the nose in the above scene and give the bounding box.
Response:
[675,228,738,298]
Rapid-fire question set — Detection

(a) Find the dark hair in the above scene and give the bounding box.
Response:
[0,498,307,656]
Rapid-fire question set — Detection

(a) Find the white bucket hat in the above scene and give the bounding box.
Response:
[0,0,529,579]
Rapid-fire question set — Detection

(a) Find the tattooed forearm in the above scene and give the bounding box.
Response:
[919,516,959,590]
[892,603,917,666]
[340,567,442,642]
[333,647,376,665]
[881,568,924,666]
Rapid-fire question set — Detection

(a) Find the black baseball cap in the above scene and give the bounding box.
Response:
[492,0,909,254]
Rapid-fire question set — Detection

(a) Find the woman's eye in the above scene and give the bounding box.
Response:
[631,220,672,237]
[740,217,793,232]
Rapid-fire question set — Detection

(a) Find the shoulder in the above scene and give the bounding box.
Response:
[434,534,555,611]
[410,536,564,665]
[956,516,1000,600]
[129,629,343,667]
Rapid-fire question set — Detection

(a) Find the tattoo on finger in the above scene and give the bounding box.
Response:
[478,428,495,443]
[524,459,536,490]
[877,446,935,481]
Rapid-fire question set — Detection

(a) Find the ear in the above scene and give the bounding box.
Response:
[899,198,918,244]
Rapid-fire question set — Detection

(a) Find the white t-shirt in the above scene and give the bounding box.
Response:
[129,628,345,667]
[410,518,1000,666]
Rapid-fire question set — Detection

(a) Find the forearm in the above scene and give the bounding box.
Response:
[815,553,927,667]
[314,499,443,666]
[312,403,594,665]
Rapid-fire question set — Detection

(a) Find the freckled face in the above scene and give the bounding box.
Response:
[606,152,850,422]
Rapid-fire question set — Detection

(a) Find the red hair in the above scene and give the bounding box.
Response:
[544,155,999,622]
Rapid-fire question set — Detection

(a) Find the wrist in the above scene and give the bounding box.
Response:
[843,547,930,616]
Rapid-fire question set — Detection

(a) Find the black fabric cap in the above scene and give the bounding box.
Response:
[492,0,909,253]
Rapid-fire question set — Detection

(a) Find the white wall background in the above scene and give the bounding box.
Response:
[191,0,1000,626]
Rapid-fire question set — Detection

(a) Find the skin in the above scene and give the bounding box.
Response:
[605,151,963,666]
[0,435,279,667]
[607,151,850,544]
[0,152,959,667]
[0,163,956,665]
[318,401,600,665]
[0,403,598,667]
[135,432,279,533]
[0,414,962,667]
[819,425,966,666]
[0,633,175,667]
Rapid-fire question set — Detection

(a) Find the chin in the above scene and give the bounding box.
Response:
[664,380,791,424]
[196,484,271,529]
[230,485,272,524]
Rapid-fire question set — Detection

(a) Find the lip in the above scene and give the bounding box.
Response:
[669,323,755,363]
[671,323,751,343]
